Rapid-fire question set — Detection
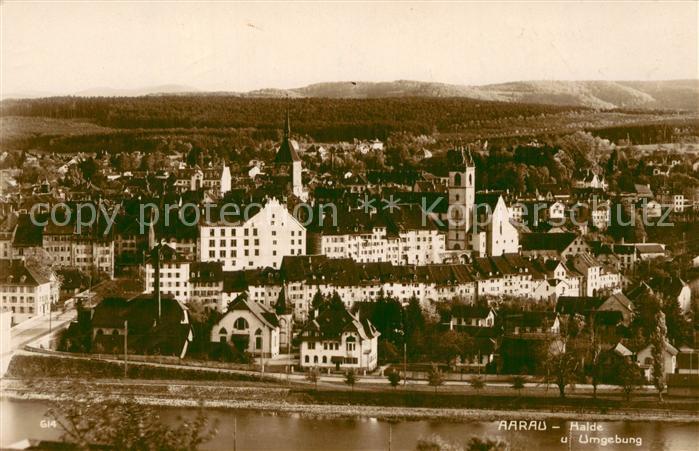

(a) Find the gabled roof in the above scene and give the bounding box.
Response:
[226,294,279,328]
[521,232,578,252]
[91,294,191,357]
[601,292,633,312]
[301,306,378,342]
[0,260,51,286]
[646,275,687,298]
[450,304,493,319]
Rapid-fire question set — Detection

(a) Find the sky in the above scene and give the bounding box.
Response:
[1,1,697,96]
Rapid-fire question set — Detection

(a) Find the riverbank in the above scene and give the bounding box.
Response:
[3,378,698,424]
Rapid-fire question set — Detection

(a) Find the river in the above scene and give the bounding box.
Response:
[1,399,697,450]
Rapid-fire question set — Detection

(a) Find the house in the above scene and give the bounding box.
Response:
[299,306,379,371]
[598,292,634,326]
[635,341,678,381]
[144,244,191,303]
[198,198,306,271]
[504,311,561,337]
[211,294,280,358]
[0,260,59,324]
[646,276,693,312]
[634,243,666,261]
[520,232,589,259]
[446,304,495,330]
[91,294,193,358]
[567,254,605,297]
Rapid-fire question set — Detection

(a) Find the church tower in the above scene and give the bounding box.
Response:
[446,147,475,251]
[273,111,303,198]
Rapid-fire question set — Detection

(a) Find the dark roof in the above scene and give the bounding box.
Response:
[505,311,558,329]
[91,294,191,356]
[555,297,604,316]
[189,261,223,283]
[521,232,578,252]
[301,306,378,342]
[222,267,282,293]
[11,213,43,247]
[280,255,476,286]
[647,276,687,299]
[450,304,493,319]
[274,137,300,163]
[226,294,279,328]
[0,260,50,286]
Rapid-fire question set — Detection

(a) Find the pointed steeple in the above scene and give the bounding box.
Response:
[274,110,300,164]
[284,108,291,139]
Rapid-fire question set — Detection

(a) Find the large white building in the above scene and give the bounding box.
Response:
[43,222,115,278]
[470,193,520,258]
[199,198,306,271]
[0,260,59,324]
[310,207,445,266]
[299,306,379,371]
[144,244,191,302]
[211,294,280,358]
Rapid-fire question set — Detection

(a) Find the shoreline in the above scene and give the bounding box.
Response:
[3,389,698,424]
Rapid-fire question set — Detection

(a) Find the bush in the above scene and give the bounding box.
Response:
[511,376,525,395]
[387,371,401,388]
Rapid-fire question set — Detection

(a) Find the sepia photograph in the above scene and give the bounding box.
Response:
[0,1,698,449]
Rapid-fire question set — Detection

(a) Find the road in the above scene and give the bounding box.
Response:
[9,309,76,352]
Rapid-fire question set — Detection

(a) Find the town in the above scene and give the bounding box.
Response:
[1,106,698,407]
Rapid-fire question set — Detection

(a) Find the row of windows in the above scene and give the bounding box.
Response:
[208,228,258,237]
[304,356,358,364]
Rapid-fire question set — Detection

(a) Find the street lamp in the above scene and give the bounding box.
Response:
[394,328,407,387]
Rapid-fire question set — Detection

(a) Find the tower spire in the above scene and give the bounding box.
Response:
[284,108,290,138]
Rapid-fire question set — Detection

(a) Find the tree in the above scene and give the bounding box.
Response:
[541,339,581,399]
[377,340,400,364]
[328,290,345,311]
[46,396,217,450]
[662,297,692,346]
[650,311,668,401]
[78,157,100,181]
[433,330,464,366]
[344,368,357,392]
[387,370,401,389]
[274,288,289,315]
[511,376,525,396]
[469,376,485,394]
[310,289,325,319]
[617,358,644,402]
[427,364,444,393]
[305,367,320,390]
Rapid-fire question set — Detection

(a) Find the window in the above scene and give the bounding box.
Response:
[322,356,327,364]
[233,317,249,330]
[308,342,315,350]
[255,329,262,350]
[346,336,356,352]
[305,355,309,363]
